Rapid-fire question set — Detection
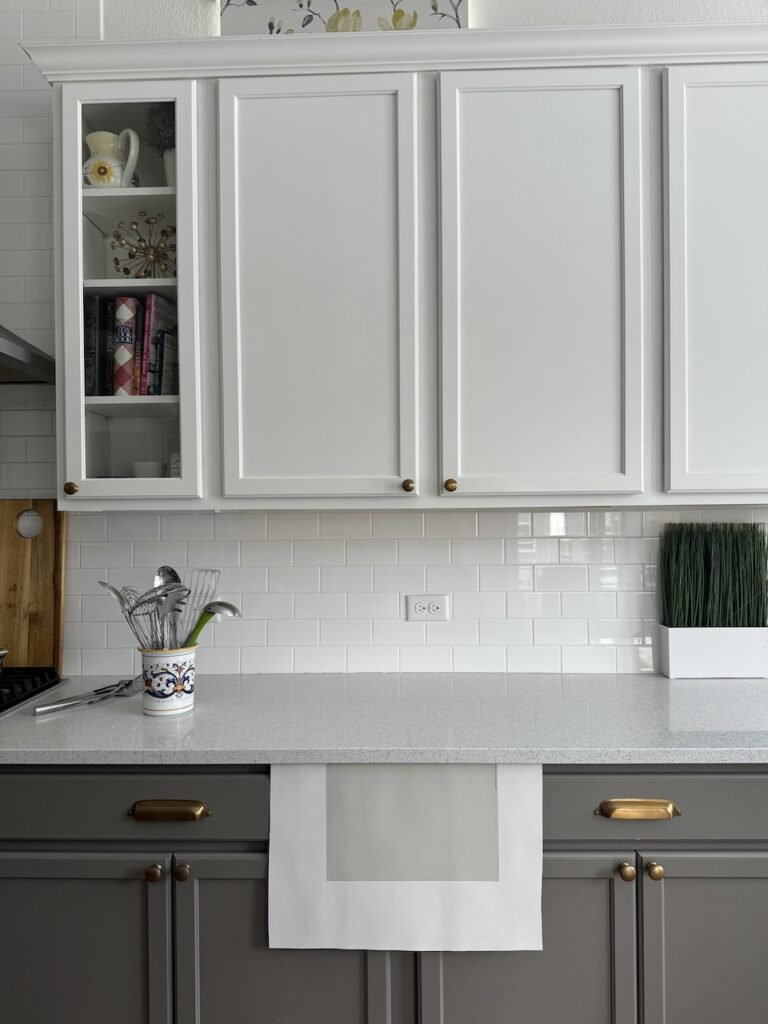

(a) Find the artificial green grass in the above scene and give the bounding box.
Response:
[659,522,768,628]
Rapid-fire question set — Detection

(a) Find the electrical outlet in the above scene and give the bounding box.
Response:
[405,594,451,621]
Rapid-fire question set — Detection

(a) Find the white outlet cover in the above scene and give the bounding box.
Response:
[405,594,451,621]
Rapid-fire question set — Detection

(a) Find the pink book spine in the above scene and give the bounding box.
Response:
[112,296,139,396]
[140,294,154,396]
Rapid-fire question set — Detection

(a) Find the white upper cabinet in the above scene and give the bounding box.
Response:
[58,80,203,503]
[218,74,419,498]
[666,64,768,492]
[439,68,644,496]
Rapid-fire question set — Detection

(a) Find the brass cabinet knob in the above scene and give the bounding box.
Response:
[618,863,637,882]
[401,479,416,493]
[444,478,458,492]
[63,481,79,495]
[174,863,191,883]
[144,864,163,883]
[647,862,665,881]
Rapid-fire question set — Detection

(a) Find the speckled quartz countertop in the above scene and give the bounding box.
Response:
[2,673,768,765]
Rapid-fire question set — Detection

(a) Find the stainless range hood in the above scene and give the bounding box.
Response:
[0,322,55,384]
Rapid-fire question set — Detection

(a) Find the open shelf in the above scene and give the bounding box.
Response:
[84,278,177,299]
[85,395,180,419]
[82,188,176,231]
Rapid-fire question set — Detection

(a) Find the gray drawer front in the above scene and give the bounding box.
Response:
[544,773,768,843]
[0,773,269,841]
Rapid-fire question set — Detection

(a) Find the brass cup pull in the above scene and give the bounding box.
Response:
[174,863,191,883]
[129,799,211,822]
[144,864,163,883]
[444,478,458,492]
[647,862,665,881]
[618,863,637,882]
[401,479,416,493]
[63,481,79,495]
[595,798,682,821]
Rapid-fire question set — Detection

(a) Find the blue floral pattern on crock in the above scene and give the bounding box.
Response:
[144,661,194,699]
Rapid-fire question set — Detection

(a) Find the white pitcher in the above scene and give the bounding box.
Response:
[83,129,139,188]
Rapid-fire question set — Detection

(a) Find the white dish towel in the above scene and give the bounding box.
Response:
[268,763,542,951]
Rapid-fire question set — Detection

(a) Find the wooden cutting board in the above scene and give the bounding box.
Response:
[0,499,67,671]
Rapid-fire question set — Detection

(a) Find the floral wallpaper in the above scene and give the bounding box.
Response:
[220,0,467,35]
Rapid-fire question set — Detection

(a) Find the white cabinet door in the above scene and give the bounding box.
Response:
[439,68,643,496]
[218,75,418,498]
[59,80,202,503]
[667,65,768,492]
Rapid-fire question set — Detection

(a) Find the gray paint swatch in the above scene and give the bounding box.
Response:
[326,764,499,881]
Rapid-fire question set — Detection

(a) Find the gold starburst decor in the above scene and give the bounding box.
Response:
[111,211,177,279]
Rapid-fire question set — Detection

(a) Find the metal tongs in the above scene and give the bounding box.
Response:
[34,674,144,716]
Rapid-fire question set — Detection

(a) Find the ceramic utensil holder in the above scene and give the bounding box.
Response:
[141,645,197,716]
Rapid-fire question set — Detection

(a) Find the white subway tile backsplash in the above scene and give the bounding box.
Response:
[346,645,399,672]
[322,566,372,592]
[535,565,588,592]
[214,512,267,540]
[505,538,559,564]
[400,645,452,672]
[347,592,399,619]
[506,592,561,618]
[294,540,345,566]
[243,592,294,620]
[700,507,754,523]
[267,512,319,539]
[425,511,477,538]
[372,512,424,538]
[588,510,643,536]
[428,565,479,592]
[294,592,345,619]
[242,646,293,673]
[426,619,478,645]
[187,540,240,567]
[241,540,292,566]
[533,512,586,537]
[479,619,532,645]
[452,538,504,564]
[321,619,372,645]
[398,539,450,565]
[49,505,768,674]
[452,591,506,619]
[320,512,372,539]
[534,618,587,646]
[560,538,614,564]
[614,538,658,564]
[642,509,699,536]
[480,565,533,592]
[453,646,506,672]
[80,542,132,569]
[588,619,647,646]
[268,619,317,646]
[589,564,643,591]
[506,646,561,672]
[562,646,617,673]
[133,541,185,568]
[294,646,346,673]
[561,591,616,618]
[161,513,213,541]
[269,566,320,592]
[478,511,531,538]
[345,539,397,565]
[374,565,426,592]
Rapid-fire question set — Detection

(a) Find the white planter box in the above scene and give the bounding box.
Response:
[659,625,768,679]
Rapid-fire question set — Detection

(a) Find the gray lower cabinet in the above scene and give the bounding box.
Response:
[0,851,173,1023]
[641,851,768,1024]
[172,852,416,1024]
[420,852,638,1024]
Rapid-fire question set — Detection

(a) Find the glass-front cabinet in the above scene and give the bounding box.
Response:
[58,80,201,501]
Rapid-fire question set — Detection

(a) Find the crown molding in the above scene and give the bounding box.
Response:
[23,23,768,83]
